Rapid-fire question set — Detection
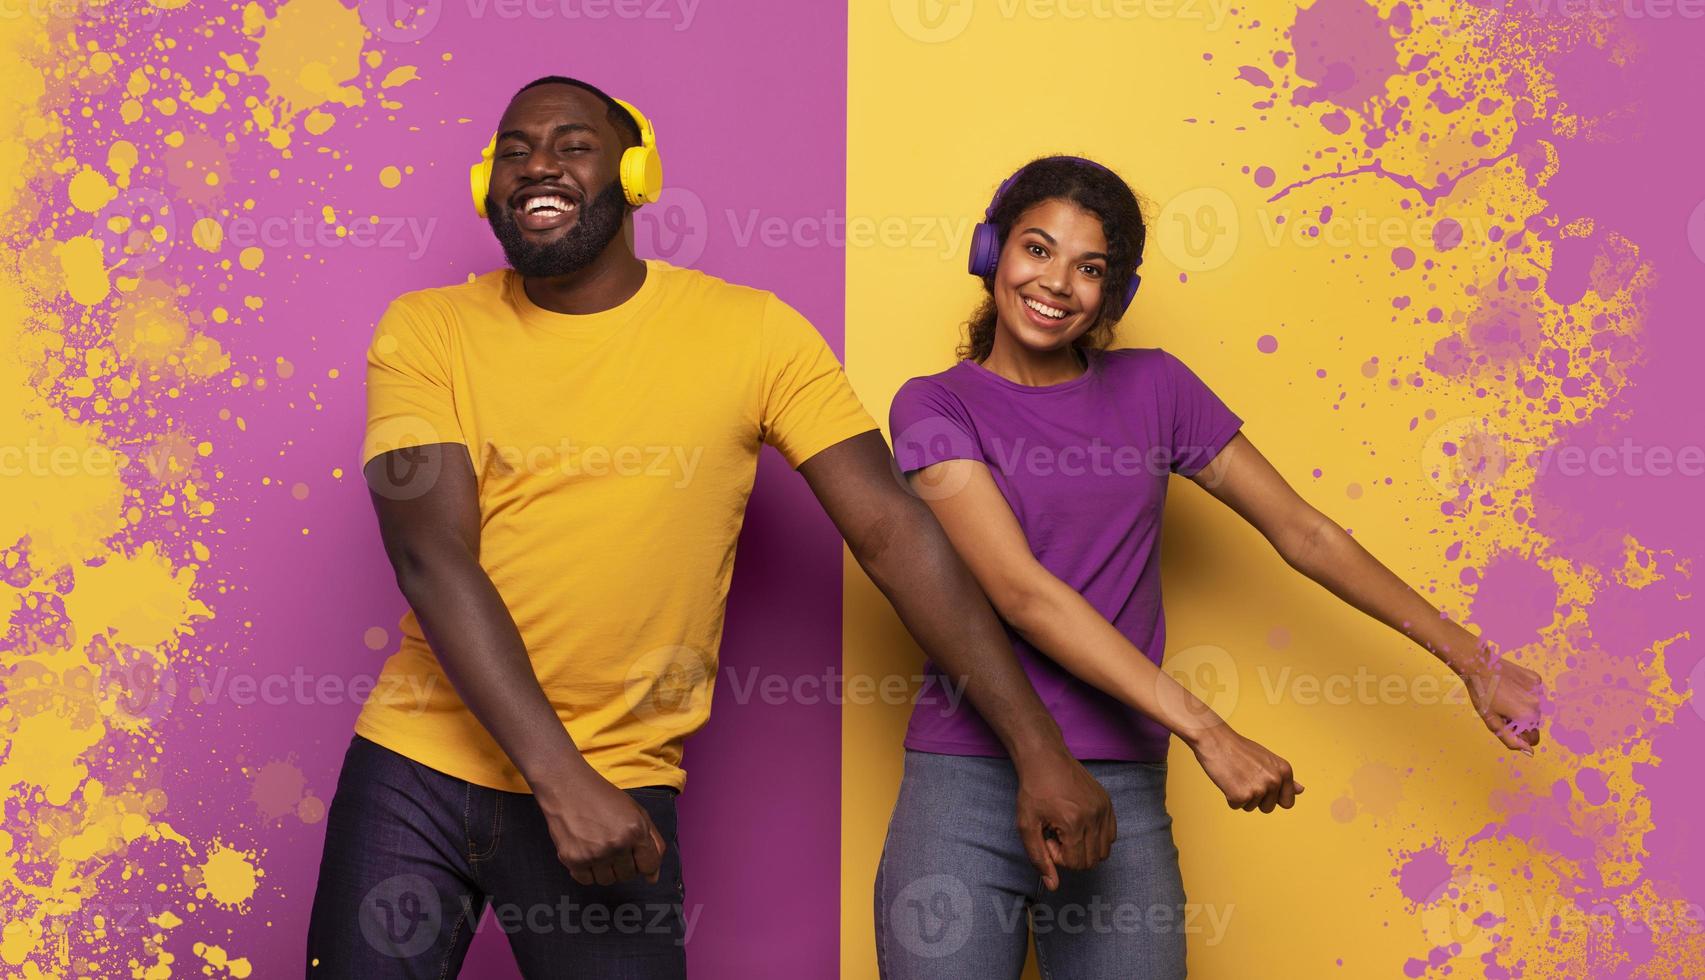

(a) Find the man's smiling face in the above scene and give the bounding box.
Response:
[484,82,632,278]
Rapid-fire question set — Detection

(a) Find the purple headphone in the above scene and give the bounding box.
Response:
[967,156,1143,311]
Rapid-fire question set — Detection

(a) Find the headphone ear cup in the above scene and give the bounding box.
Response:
[1124,272,1141,310]
[470,137,497,218]
[619,145,663,206]
[967,223,1001,278]
[470,158,492,218]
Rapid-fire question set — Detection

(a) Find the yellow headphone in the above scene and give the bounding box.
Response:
[469,96,662,218]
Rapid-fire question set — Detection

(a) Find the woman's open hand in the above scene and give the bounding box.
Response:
[1457,644,1545,755]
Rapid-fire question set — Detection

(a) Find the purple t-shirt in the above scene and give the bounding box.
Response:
[889,346,1243,762]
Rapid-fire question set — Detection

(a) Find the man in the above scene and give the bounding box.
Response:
[305,76,1114,978]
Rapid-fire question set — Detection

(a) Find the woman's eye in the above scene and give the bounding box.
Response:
[1027,243,1048,258]
[1081,265,1105,278]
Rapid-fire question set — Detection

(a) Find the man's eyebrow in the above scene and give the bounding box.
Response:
[495,121,599,143]
[1019,227,1108,261]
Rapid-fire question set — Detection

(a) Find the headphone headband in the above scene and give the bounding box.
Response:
[610,97,655,151]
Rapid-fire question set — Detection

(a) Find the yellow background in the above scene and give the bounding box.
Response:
[841,1,1564,975]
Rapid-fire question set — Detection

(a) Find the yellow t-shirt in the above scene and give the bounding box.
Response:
[355,259,878,793]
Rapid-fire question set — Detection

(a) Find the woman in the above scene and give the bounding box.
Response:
[874,157,1545,979]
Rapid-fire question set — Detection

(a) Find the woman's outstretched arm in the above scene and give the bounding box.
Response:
[1188,432,1546,754]
[907,456,1306,815]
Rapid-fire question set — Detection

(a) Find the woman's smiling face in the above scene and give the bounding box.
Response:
[992,197,1110,354]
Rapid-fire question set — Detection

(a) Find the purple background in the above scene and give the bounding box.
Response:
[169,3,850,975]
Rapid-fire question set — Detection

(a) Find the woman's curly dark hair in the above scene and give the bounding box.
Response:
[959,157,1147,363]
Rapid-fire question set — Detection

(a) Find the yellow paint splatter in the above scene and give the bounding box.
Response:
[195,942,254,978]
[197,843,260,908]
[0,705,105,807]
[106,140,138,179]
[0,351,127,568]
[378,165,401,189]
[1,919,40,967]
[245,0,367,119]
[62,540,213,650]
[192,217,224,251]
[1616,535,1666,590]
[0,3,313,972]
[68,168,117,213]
[238,246,263,270]
[110,285,231,378]
[54,236,109,305]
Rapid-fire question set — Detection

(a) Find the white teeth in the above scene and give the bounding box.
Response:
[523,195,575,215]
[1025,297,1067,319]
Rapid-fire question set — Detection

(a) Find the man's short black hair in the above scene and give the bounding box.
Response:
[513,76,643,147]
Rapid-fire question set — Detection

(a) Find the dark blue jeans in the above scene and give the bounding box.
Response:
[306,735,688,979]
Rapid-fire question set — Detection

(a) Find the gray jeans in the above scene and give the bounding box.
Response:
[875,750,1189,979]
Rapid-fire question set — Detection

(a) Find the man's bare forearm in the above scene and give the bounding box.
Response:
[849,498,1071,766]
[794,433,1071,764]
[798,431,1113,877]
[390,538,594,789]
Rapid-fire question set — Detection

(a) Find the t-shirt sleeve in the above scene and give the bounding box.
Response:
[361,295,468,468]
[758,293,880,468]
[888,377,985,474]
[1162,350,1243,476]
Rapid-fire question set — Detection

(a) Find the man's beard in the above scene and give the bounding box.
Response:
[486,179,628,278]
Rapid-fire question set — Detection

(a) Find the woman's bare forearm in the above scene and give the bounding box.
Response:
[1007,575,1228,747]
[1282,515,1489,675]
